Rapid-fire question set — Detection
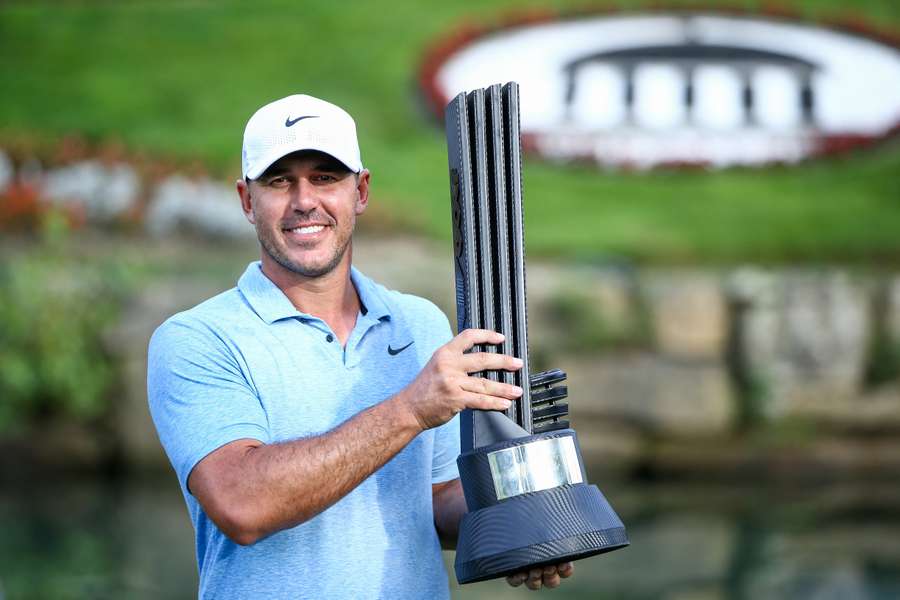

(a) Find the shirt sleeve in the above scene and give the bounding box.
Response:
[426,307,461,484]
[147,316,270,492]
[431,414,461,484]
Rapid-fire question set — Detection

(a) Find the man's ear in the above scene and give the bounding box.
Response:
[355,169,370,215]
[236,179,256,224]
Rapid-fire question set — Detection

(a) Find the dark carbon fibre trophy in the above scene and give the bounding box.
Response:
[445,82,629,584]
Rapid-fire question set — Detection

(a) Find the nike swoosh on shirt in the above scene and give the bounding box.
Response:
[285,115,319,127]
[387,341,414,356]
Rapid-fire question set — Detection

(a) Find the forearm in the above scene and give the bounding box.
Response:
[194,392,422,544]
[432,478,468,550]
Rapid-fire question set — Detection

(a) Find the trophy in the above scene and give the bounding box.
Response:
[445,82,629,584]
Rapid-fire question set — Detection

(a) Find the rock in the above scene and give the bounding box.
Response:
[0,149,13,193]
[779,383,900,434]
[725,268,781,425]
[145,175,254,239]
[644,272,727,359]
[520,264,647,358]
[778,273,869,390]
[106,277,229,470]
[18,157,43,188]
[726,268,779,376]
[101,163,141,219]
[573,420,644,471]
[774,273,870,415]
[727,270,871,418]
[570,266,643,347]
[886,275,900,343]
[563,353,734,436]
[589,268,638,329]
[41,160,140,221]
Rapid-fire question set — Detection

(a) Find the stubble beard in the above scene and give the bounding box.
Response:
[255,218,353,279]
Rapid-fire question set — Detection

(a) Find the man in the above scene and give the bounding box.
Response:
[147,94,572,598]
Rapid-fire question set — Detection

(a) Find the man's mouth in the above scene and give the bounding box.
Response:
[286,225,326,234]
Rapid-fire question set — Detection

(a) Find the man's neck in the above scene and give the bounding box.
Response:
[260,250,360,345]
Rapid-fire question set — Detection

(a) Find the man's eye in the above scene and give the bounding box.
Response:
[268,176,290,187]
[312,174,337,183]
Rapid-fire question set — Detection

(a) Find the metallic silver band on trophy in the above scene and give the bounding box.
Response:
[445,82,629,584]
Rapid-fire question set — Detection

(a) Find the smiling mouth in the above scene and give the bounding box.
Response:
[285,225,326,234]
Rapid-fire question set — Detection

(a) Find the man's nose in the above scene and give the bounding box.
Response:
[289,178,319,212]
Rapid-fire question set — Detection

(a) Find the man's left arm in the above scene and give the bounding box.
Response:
[432,478,466,550]
[431,479,575,590]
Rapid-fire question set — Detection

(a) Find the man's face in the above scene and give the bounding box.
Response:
[238,150,369,281]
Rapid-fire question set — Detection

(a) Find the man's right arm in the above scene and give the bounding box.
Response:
[185,328,522,545]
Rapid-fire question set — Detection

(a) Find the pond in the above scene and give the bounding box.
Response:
[3,473,899,599]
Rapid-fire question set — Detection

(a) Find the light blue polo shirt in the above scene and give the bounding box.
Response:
[147,262,459,600]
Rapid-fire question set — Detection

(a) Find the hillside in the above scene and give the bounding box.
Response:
[2,0,899,263]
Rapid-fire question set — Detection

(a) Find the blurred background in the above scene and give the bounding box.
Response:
[2,1,899,598]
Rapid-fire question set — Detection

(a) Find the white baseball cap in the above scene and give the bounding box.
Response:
[241,94,363,180]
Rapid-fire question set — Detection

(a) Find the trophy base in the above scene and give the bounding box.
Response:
[454,482,629,584]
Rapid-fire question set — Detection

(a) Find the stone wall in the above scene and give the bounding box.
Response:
[106,234,900,471]
[5,145,895,471]
[352,238,900,444]
[541,266,899,435]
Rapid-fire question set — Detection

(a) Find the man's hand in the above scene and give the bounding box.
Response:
[398,329,524,431]
[506,562,574,591]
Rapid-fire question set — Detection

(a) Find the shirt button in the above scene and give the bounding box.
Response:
[326,334,334,343]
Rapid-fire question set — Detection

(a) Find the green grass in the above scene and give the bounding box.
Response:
[2,0,899,263]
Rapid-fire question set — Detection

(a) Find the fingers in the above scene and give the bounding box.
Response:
[525,567,543,590]
[440,330,523,375]
[464,392,512,412]
[542,565,562,589]
[459,376,523,400]
[506,563,574,590]
[446,329,505,353]
[461,351,523,374]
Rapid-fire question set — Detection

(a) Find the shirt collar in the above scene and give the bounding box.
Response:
[237,262,392,325]
[350,266,391,322]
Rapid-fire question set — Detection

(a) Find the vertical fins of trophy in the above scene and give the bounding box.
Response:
[446,82,629,584]
[448,84,532,453]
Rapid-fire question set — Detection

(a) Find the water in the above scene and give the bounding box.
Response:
[3,475,899,599]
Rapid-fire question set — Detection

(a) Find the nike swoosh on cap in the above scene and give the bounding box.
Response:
[387,341,414,356]
[285,115,319,127]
